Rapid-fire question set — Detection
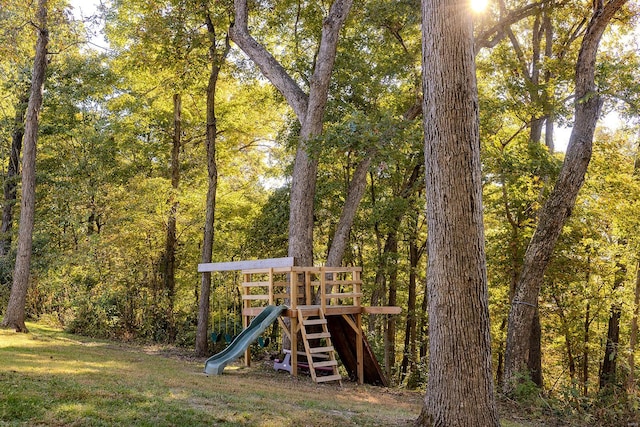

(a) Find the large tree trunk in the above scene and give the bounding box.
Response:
[502,0,628,393]
[230,0,352,266]
[195,11,230,357]
[417,0,499,424]
[0,89,29,258]
[1,0,49,332]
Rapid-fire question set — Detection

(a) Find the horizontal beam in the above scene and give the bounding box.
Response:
[198,257,295,273]
[362,306,402,315]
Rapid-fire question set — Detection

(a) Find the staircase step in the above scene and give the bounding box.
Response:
[303,318,327,326]
[306,332,331,340]
[313,360,338,368]
[314,374,342,383]
[309,346,334,354]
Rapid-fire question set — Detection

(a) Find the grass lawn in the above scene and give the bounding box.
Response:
[0,323,578,426]
[0,323,423,426]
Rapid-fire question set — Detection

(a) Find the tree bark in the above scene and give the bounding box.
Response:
[195,11,230,357]
[502,0,628,393]
[230,0,352,266]
[417,0,499,424]
[1,0,49,332]
[0,89,29,258]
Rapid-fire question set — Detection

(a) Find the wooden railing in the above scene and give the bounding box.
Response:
[240,266,363,315]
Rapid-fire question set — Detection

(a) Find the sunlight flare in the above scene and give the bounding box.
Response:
[470,0,488,12]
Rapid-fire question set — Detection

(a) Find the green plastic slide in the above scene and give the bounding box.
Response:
[204,304,287,375]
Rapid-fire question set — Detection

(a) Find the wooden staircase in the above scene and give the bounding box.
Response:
[297,306,342,385]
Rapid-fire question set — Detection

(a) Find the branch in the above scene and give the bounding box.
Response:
[475,1,546,53]
[229,0,309,122]
[302,0,353,130]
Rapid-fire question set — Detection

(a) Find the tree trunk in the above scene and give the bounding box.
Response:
[1,0,49,333]
[628,259,640,392]
[383,233,398,380]
[599,261,625,390]
[0,89,29,258]
[583,300,590,396]
[195,12,230,357]
[400,219,424,383]
[417,0,499,424]
[527,308,543,387]
[552,291,576,380]
[599,304,621,390]
[325,149,375,267]
[230,0,352,266]
[161,92,181,342]
[502,0,628,393]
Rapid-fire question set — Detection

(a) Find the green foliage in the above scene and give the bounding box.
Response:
[511,371,541,403]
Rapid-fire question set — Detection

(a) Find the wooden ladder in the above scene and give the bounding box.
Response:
[297,306,342,385]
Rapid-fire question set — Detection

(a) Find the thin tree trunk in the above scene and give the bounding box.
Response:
[401,220,424,383]
[417,0,499,424]
[383,234,398,380]
[325,148,375,267]
[628,259,640,392]
[552,291,576,379]
[599,304,621,389]
[583,300,590,396]
[503,0,628,393]
[195,12,230,357]
[1,0,48,333]
[162,92,181,342]
[419,248,429,361]
[599,261,625,390]
[369,162,422,335]
[528,308,543,387]
[0,89,29,258]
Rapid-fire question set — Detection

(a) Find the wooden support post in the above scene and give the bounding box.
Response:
[354,269,361,307]
[290,272,298,377]
[291,315,298,377]
[243,272,251,366]
[356,312,363,384]
[320,267,326,312]
[268,268,274,305]
[305,270,312,305]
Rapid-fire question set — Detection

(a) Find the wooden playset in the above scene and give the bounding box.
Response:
[199,257,401,386]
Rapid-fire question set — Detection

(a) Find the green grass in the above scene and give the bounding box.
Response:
[0,324,422,426]
[1,323,602,426]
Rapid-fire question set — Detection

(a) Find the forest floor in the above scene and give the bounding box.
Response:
[0,323,633,426]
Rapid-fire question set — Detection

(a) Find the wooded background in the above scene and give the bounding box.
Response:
[1,0,639,407]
